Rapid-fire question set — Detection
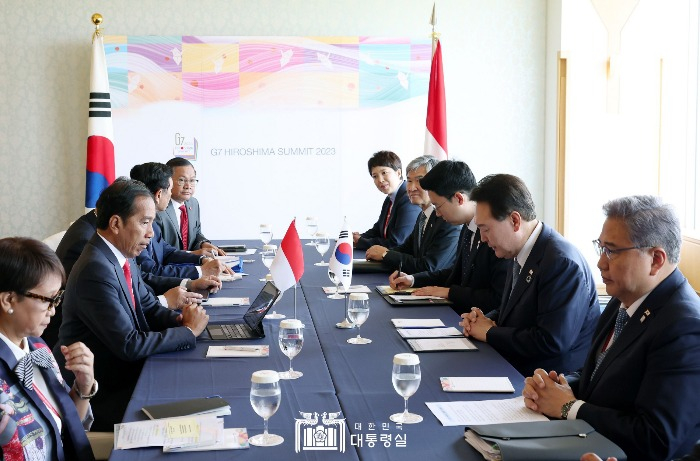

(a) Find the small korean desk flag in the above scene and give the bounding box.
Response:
[329,220,353,291]
[270,220,304,291]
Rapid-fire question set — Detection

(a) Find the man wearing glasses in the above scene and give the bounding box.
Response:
[461,174,600,376]
[157,157,224,255]
[522,196,700,461]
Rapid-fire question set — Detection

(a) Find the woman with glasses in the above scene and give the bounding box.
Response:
[0,237,96,460]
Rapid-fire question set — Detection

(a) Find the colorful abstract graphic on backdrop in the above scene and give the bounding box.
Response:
[104,36,431,110]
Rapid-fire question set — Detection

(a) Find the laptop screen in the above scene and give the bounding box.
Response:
[242,281,281,330]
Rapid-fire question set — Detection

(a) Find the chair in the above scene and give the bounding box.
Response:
[87,432,114,460]
[42,230,66,252]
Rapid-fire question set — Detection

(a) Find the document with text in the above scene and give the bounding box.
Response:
[426,397,548,426]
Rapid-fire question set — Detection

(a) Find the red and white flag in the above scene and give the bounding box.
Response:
[85,32,115,209]
[424,39,447,160]
[270,220,305,292]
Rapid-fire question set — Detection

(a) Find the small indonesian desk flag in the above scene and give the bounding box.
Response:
[424,39,447,160]
[329,220,353,292]
[85,32,115,209]
[270,220,305,292]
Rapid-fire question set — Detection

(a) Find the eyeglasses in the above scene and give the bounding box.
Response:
[434,199,449,212]
[592,239,650,260]
[176,178,198,186]
[22,290,64,312]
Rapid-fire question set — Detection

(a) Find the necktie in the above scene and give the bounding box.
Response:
[383,200,393,239]
[591,307,629,379]
[14,348,55,390]
[122,260,136,309]
[417,212,428,248]
[179,204,189,250]
[460,228,475,285]
[511,259,521,292]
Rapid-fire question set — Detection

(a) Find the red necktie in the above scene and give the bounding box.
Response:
[383,201,393,238]
[122,261,136,309]
[179,204,189,250]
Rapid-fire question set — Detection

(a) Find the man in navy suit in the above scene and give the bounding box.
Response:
[353,150,421,250]
[389,160,508,315]
[364,155,461,274]
[130,162,231,280]
[55,179,210,430]
[462,174,599,376]
[523,196,700,461]
[156,157,224,255]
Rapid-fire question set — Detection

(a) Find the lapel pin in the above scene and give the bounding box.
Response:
[526,269,533,283]
[640,309,651,323]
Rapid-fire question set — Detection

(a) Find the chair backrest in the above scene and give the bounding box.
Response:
[42,230,67,252]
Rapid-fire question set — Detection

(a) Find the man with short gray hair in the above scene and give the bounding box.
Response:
[523,195,700,461]
[365,155,461,274]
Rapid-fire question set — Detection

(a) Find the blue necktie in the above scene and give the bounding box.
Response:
[14,347,56,390]
[591,307,628,379]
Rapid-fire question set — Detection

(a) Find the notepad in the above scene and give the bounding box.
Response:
[206,345,269,357]
[201,297,249,307]
[164,427,249,452]
[407,337,478,352]
[376,285,417,295]
[322,285,371,294]
[142,397,231,420]
[397,327,462,338]
[440,377,515,393]
[391,318,445,328]
[389,295,446,303]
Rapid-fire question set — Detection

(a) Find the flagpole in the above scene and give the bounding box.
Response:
[429,3,439,57]
[92,13,103,41]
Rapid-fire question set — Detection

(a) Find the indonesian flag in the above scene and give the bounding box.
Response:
[329,220,353,291]
[424,39,447,160]
[85,33,115,209]
[270,220,305,292]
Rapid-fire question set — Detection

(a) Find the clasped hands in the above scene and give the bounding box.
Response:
[522,368,576,418]
[459,307,496,342]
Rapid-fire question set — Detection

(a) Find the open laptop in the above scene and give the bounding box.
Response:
[205,281,281,340]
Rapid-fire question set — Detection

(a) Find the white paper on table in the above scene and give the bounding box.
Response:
[440,377,515,393]
[407,337,477,352]
[114,415,222,449]
[201,297,250,307]
[218,274,242,282]
[375,285,417,295]
[389,295,446,302]
[391,318,445,328]
[220,249,257,256]
[397,327,463,338]
[165,428,249,452]
[206,345,269,357]
[322,285,371,294]
[425,397,548,427]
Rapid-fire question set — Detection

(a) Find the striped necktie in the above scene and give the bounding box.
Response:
[591,307,628,379]
[417,212,428,248]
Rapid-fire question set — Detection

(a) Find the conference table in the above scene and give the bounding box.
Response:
[109,241,525,460]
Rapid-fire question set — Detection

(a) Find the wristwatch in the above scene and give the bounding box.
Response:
[560,399,577,419]
[73,380,99,400]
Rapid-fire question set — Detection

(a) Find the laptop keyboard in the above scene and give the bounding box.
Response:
[219,323,254,339]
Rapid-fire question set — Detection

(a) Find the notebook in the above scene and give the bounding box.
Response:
[205,281,280,340]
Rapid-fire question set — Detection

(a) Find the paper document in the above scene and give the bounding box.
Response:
[425,397,548,427]
[391,318,445,328]
[207,345,269,357]
[218,274,242,282]
[440,377,515,393]
[114,415,222,449]
[376,285,417,295]
[390,295,446,303]
[164,428,249,452]
[322,285,371,294]
[223,249,257,255]
[397,327,462,338]
[202,297,250,307]
[407,337,477,352]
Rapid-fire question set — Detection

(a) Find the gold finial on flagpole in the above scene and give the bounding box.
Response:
[429,3,440,57]
[92,13,103,41]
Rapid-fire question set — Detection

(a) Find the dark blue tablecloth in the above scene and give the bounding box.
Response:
[109,240,524,460]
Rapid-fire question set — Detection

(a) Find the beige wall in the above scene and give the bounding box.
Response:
[680,235,700,294]
[0,0,547,239]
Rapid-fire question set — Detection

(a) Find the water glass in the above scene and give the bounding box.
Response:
[260,244,276,281]
[327,269,344,300]
[259,224,273,246]
[347,293,371,344]
[249,370,284,446]
[278,319,304,379]
[305,217,318,245]
[389,354,422,424]
[314,232,330,266]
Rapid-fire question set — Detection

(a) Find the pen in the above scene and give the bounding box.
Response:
[398,261,402,277]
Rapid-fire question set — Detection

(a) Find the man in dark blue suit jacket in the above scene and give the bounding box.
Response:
[462,174,599,376]
[523,196,700,461]
[55,179,210,430]
[353,150,421,250]
[389,160,508,315]
[365,155,461,274]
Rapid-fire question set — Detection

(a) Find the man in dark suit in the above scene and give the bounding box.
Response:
[462,174,599,376]
[130,162,231,280]
[389,160,508,315]
[353,150,421,250]
[156,157,224,255]
[55,179,209,430]
[364,155,461,274]
[523,196,700,461]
